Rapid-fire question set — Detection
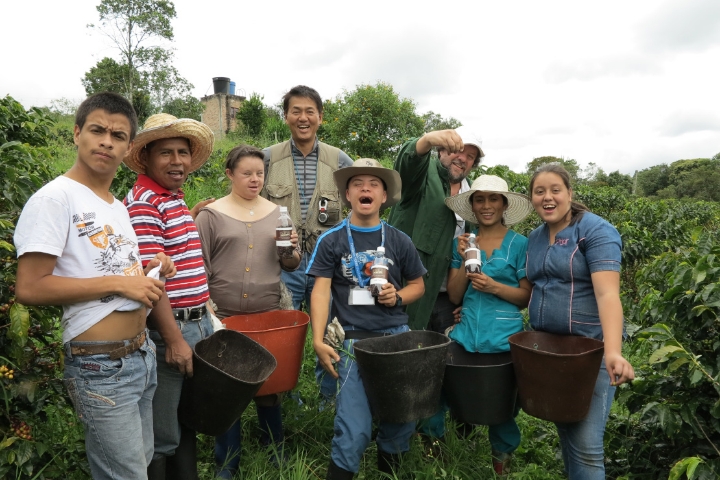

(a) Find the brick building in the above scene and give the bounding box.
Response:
[200,93,246,138]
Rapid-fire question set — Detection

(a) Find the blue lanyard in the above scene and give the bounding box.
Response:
[346,212,385,287]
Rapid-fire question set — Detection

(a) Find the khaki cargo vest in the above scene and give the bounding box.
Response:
[262,140,343,253]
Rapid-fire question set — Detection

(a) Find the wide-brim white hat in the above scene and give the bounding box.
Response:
[124,113,214,174]
[333,158,401,209]
[444,175,533,226]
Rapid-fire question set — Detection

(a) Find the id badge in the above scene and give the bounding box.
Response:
[349,286,375,305]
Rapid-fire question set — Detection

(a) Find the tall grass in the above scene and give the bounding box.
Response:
[190,331,568,479]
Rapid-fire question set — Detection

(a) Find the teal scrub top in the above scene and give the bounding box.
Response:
[448,229,528,353]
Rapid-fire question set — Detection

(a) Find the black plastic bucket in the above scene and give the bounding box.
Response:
[509,331,604,423]
[353,331,450,423]
[178,330,276,435]
[443,342,517,425]
[212,77,230,94]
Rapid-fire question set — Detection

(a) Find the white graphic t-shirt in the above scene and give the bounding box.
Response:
[15,176,146,343]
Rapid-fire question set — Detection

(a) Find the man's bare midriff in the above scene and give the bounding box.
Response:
[72,309,147,341]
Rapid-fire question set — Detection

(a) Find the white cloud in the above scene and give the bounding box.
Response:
[545,54,663,83]
[657,111,720,137]
[637,0,720,53]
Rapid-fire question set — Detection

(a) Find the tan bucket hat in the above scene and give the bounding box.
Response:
[445,175,533,226]
[333,158,401,209]
[124,113,214,174]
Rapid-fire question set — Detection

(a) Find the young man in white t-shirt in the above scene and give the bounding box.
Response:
[14,92,176,480]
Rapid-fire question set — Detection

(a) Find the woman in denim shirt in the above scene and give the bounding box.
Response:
[526,164,634,480]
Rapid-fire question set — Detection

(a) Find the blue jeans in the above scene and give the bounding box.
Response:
[556,365,616,480]
[285,252,337,399]
[63,333,157,480]
[331,324,416,473]
[214,402,284,475]
[149,311,213,459]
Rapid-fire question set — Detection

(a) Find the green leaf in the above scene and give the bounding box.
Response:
[667,357,690,372]
[711,399,720,419]
[0,240,15,252]
[35,442,48,458]
[649,345,684,364]
[690,368,704,384]
[669,457,703,480]
[15,440,32,466]
[7,303,29,346]
[0,437,17,449]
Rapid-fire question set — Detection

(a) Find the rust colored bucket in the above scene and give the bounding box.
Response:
[179,329,276,435]
[223,310,309,396]
[353,331,450,423]
[443,342,517,426]
[509,331,604,423]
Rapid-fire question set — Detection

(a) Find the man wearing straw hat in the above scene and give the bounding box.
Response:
[123,113,215,479]
[307,159,426,479]
[387,126,485,333]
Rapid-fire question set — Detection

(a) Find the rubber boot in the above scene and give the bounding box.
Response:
[377,449,402,476]
[147,456,166,480]
[166,424,199,480]
[326,459,354,480]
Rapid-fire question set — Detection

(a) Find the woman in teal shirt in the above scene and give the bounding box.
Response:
[444,175,533,475]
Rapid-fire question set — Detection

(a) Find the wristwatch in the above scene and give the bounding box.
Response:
[395,293,403,307]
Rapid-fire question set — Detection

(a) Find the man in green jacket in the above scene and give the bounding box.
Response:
[387,127,484,331]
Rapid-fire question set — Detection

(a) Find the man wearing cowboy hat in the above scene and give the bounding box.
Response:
[14,93,176,480]
[123,113,215,479]
[307,159,426,479]
[387,126,485,333]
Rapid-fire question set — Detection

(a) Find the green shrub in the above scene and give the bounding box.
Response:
[1,96,85,479]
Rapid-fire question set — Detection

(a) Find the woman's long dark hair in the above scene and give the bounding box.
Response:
[529,163,589,226]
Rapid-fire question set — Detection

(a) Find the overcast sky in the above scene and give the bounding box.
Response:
[3,0,719,174]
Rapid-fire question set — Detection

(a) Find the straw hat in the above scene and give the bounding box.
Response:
[124,113,214,174]
[444,175,533,226]
[333,158,401,209]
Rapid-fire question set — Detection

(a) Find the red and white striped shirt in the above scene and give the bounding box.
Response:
[124,175,210,308]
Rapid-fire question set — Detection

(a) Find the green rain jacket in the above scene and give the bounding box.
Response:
[387,138,457,330]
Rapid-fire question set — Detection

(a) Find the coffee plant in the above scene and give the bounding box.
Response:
[0,96,88,479]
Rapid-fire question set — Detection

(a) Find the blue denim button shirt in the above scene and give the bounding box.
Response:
[526,212,622,340]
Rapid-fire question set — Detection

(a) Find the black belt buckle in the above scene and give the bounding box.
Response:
[173,306,206,321]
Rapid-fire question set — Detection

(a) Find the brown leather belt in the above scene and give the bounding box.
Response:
[69,331,146,360]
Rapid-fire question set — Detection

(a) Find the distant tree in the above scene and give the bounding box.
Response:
[605,170,633,194]
[48,97,81,116]
[668,158,720,201]
[526,156,580,180]
[421,111,462,133]
[236,93,267,137]
[481,164,531,195]
[164,95,204,121]
[320,82,425,159]
[635,164,670,197]
[86,0,194,116]
[82,57,153,122]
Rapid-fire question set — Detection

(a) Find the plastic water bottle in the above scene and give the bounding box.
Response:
[276,206,294,258]
[370,246,389,297]
[465,233,481,274]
